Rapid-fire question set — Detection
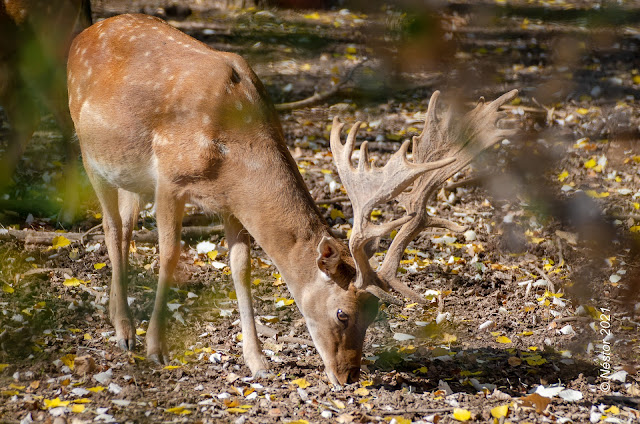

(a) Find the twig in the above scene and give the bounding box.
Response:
[0,225,225,245]
[81,223,102,245]
[275,59,368,112]
[553,316,590,324]
[533,264,555,293]
[377,407,453,415]
[555,237,564,265]
[315,196,350,205]
[444,174,486,191]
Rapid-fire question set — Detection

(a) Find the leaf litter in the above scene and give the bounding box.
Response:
[1,1,639,423]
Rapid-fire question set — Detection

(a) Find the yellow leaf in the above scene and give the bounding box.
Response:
[2,283,14,294]
[207,250,218,261]
[2,390,19,396]
[442,333,457,343]
[63,278,89,287]
[301,63,311,71]
[0,363,11,371]
[557,170,569,182]
[496,336,512,344]
[585,190,609,198]
[361,380,373,387]
[331,399,346,409]
[83,333,92,341]
[73,398,91,403]
[330,209,345,220]
[94,212,102,219]
[630,225,640,233]
[226,407,249,413]
[605,406,620,414]
[165,406,192,415]
[252,278,261,286]
[51,235,71,250]
[289,420,310,424]
[388,417,411,424]
[236,333,243,341]
[519,331,533,336]
[354,387,369,396]
[9,383,24,390]
[633,75,640,85]
[303,12,320,19]
[136,328,146,336]
[61,353,75,370]
[346,46,357,54]
[576,108,589,115]
[71,404,85,413]
[584,158,597,169]
[163,365,181,370]
[44,397,70,408]
[491,404,510,418]
[453,408,472,421]
[291,377,311,389]
[87,386,104,392]
[93,263,106,270]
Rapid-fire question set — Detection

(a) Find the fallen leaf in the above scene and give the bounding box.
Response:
[491,404,510,419]
[291,378,311,389]
[165,406,192,415]
[520,393,551,413]
[453,408,472,421]
[50,236,71,250]
[496,336,512,344]
[93,263,106,270]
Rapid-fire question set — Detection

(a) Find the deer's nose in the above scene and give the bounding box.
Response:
[346,367,360,384]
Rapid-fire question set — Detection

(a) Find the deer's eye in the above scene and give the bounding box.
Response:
[336,309,349,324]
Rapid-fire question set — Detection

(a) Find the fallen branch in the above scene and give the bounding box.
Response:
[275,60,367,112]
[315,196,350,205]
[377,407,453,415]
[532,264,555,293]
[0,225,225,245]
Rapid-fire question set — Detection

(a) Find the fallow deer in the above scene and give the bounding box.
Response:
[0,0,92,220]
[67,13,517,385]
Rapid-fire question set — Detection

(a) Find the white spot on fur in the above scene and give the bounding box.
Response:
[144,51,151,56]
[202,115,211,125]
[152,132,169,146]
[235,101,243,111]
[195,133,212,148]
[129,35,137,41]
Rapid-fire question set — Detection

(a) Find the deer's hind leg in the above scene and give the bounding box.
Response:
[84,169,137,351]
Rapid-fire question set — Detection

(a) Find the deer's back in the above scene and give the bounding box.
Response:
[68,14,280,200]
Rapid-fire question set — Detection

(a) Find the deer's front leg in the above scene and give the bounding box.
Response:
[225,215,269,376]
[147,185,185,364]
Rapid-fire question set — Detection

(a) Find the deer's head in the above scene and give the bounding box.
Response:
[302,89,518,386]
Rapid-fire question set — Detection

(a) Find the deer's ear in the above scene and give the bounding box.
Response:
[316,236,342,276]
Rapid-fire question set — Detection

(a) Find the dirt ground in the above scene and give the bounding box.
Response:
[0,1,639,423]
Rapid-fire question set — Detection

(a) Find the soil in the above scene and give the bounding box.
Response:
[0,1,639,423]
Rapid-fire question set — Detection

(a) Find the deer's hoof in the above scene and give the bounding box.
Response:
[253,369,275,380]
[148,352,169,364]
[117,337,135,351]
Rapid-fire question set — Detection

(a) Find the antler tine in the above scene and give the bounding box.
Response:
[330,117,455,290]
[376,89,518,303]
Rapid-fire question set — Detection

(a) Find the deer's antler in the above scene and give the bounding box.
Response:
[331,89,518,303]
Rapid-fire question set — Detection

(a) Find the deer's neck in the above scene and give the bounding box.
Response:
[215,129,330,300]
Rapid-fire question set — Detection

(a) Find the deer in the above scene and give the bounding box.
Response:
[67,13,517,385]
[0,0,92,221]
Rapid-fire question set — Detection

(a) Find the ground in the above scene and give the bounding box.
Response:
[0,1,639,423]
